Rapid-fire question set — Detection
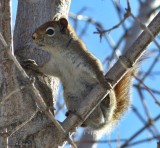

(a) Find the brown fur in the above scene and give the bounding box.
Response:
[113,69,133,121]
[32,18,133,134]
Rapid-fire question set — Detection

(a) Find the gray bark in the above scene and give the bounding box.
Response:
[0,0,12,147]
[0,0,71,147]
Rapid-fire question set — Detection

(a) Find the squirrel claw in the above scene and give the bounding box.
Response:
[22,59,38,69]
[22,59,44,75]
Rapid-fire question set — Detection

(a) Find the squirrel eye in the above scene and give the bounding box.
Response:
[46,27,55,37]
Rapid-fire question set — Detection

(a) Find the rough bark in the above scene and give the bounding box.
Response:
[0,0,71,147]
[0,0,12,147]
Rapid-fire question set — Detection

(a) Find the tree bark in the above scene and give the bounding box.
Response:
[0,0,71,147]
[0,0,12,147]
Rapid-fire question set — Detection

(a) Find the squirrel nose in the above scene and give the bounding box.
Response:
[32,33,37,40]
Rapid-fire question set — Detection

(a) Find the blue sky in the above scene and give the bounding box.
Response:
[12,1,160,148]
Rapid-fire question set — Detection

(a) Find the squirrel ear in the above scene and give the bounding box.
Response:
[59,18,68,28]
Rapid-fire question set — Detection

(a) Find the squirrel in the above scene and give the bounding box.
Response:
[30,18,133,133]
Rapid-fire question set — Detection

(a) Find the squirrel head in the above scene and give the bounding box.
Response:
[32,18,70,50]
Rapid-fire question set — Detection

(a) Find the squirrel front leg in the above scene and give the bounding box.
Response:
[22,56,60,78]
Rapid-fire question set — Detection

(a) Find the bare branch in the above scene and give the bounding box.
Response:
[121,114,160,147]
[134,75,160,106]
[93,3,131,36]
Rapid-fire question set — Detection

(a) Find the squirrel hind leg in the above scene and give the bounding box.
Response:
[100,90,117,121]
[81,92,116,130]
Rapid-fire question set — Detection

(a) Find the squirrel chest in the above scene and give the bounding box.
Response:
[45,46,98,94]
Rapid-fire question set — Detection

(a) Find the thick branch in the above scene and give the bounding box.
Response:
[62,12,160,134]
[0,0,12,147]
[0,0,71,147]
[12,0,72,147]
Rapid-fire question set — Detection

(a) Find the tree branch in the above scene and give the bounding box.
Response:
[0,0,73,147]
[62,11,160,138]
[0,0,12,147]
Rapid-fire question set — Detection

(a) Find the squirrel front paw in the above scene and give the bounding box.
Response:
[22,59,44,75]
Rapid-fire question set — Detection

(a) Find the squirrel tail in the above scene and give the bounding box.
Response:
[113,67,135,121]
[113,53,146,122]
[90,67,138,138]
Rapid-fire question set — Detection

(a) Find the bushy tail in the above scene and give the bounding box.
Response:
[113,68,135,121]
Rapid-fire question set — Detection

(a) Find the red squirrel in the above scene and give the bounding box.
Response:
[30,18,133,133]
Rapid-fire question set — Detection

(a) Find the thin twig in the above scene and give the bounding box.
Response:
[93,1,131,35]
[141,51,160,82]
[137,88,160,135]
[134,74,160,106]
[112,0,127,31]
[137,88,151,120]
[121,114,160,148]
[134,84,160,95]
[128,135,160,147]
[132,105,156,137]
